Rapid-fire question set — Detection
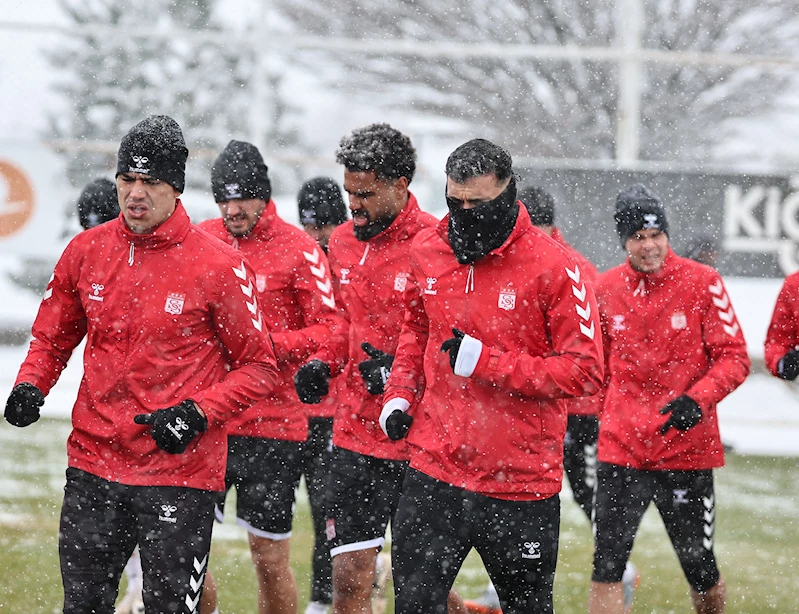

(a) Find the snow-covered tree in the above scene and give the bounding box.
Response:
[272,0,799,163]
[46,0,299,189]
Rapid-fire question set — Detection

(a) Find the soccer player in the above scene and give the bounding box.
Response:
[589,184,750,614]
[198,141,340,614]
[4,116,278,613]
[296,176,349,614]
[293,124,438,614]
[381,139,604,614]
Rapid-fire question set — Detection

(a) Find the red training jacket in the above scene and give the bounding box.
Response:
[764,271,799,376]
[198,200,340,435]
[596,249,750,471]
[313,193,437,460]
[385,205,605,497]
[15,204,278,491]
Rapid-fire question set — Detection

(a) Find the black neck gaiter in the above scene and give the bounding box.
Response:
[447,177,519,265]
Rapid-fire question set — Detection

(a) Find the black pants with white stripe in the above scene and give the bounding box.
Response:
[59,467,216,613]
[563,414,599,522]
[591,463,720,592]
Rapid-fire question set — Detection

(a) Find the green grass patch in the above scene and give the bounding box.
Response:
[1,419,797,612]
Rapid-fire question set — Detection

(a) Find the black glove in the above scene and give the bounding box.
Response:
[384,410,413,441]
[779,349,799,381]
[440,328,466,371]
[294,360,331,404]
[358,342,394,395]
[133,400,208,454]
[660,395,702,435]
[5,382,44,427]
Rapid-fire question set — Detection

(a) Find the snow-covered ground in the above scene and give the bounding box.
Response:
[0,266,797,456]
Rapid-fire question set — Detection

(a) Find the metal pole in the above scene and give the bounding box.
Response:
[249,2,270,154]
[616,0,643,167]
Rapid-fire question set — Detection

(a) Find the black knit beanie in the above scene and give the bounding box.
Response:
[297,177,348,227]
[519,185,555,226]
[211,140,272,204]
[614,184,668,246]
[116,115,188,192]
[77,178,119,230]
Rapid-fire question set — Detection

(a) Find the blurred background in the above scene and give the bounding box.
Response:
[3,0,799,345]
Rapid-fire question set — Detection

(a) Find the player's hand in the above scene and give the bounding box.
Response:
[134,400,207,454]
[659,395,702,434]
[778,348,799,381]
[358,342,394,395]
[440,328,466,371]
[294,360,331,404]
[4,383,44,427]
[379,398,412,441]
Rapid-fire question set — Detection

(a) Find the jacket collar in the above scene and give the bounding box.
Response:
[225,199,278,244]
[436,200,531,259]
[366,192,422,243]
[624,246,677,293]
[117,200,191,250]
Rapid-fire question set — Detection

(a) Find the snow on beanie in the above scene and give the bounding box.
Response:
[519,185,555,226]
[116,115,188,193]
[211,140,271,204]
[614,183,668,246]
[77,178,119,230]
[297,177,348,227]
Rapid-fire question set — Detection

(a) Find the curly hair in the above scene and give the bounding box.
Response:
[445,139,513,183]
[335,123,416,184]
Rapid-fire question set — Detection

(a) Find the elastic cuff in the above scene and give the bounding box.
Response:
[454,334,483,377]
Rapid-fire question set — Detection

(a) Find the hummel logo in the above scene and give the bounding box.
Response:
[643,213,660,229]
[224,183,242,199]
[424,277,438,295]
[340,268,351,284]
[159,504,178,523]
[132,155,149,168]
[521,541,541,560]
[166,417,189,441]
[673,489,689,504]
[88,283,105,302]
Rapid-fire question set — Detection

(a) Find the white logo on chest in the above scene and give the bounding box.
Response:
[256,274,267,293]
[611,315,626,331]
[164,292,186,315]
[424,277,438,295]
[498,287,516,311]
[339,268,351,284]
[671,312,687,330]
[88,283,105,302]
[394,272,408,292]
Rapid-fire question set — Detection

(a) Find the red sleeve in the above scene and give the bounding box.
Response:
[268,245,344,365]
[764,275,799,375]
[685,272,750,409]
[192,258,279,426]
[470,260,605,399]
[305,247,350,376]
[15,241,87,395]
[383,264,428,405]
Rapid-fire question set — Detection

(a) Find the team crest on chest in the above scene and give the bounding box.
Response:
[394,272,409,292]
[164,292,186,315]
[498,287,517,311]
[671,312,687,330]
[256,274,267,293]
